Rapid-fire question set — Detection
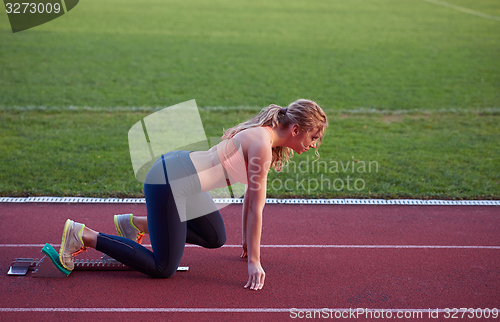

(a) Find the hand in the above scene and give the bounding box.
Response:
[240,243,247,258]
[244,261,265,291]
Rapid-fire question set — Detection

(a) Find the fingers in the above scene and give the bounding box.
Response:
[251,273,265,290]
[244,278,251,289]
[241,244,247,258]
[243,272,265,290]
[258,272,265,290]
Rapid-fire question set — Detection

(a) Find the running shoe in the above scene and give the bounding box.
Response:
[59,219,87,271]
[114,214,145,244]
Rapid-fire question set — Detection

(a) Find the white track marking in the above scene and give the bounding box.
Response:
[422,0,500,21]
[0,307,469,312]
[0,106,261,113]
[1,105,500,114]
[0,196,498,206]
[1,244,499,249]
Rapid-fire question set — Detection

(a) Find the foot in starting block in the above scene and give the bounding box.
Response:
[8,243,189,277]
[24,243,189,277]
[32,243,71,277]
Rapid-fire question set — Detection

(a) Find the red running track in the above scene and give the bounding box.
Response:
[0,202,499,321]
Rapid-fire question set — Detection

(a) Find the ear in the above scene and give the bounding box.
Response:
[291,124,300,136]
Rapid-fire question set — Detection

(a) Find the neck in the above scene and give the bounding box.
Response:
[270,127,289,149]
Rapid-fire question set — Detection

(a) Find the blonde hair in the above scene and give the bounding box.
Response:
[222,99,328,171]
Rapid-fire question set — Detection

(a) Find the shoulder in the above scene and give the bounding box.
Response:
[243,127,273,171]
[233,127,273,164]
[233,127,272,146]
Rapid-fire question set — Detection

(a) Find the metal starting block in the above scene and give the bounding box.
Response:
[8,243,189,277]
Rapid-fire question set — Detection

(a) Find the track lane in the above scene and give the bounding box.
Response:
[0,203,498,321]
[2,203,499,246]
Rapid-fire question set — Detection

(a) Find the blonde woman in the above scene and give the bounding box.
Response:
[59,99,328,291]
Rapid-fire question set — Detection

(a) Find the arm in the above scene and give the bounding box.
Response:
[241,185,249,258]
[243,140,271,290]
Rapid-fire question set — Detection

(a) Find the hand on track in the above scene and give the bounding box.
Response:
[244,261,265,291]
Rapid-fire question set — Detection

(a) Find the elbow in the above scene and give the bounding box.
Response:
[247,205,263,218]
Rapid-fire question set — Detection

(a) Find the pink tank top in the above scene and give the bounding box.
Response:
[217,126,274,185]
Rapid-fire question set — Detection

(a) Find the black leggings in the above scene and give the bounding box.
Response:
[95,151,226,278]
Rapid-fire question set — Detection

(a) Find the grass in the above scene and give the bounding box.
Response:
[0,0,499,109]
[0,109,498,199]
[0,0,499,199]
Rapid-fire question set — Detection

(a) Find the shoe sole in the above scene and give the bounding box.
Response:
[59,219,72,271]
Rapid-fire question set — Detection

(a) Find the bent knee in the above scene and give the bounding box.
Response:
[206,234,226,249]
[149,266,178,279]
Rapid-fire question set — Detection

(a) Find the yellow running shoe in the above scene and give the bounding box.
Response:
[59,219,87,271]
[114,214,145,244]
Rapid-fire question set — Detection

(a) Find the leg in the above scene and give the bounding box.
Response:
[186,192,226,248]
[104,192,226,249]
[94,183,186,278]
[82,227,98,248]
[64,152,193,278]
[132,216,148,234]
[100,193,225,248]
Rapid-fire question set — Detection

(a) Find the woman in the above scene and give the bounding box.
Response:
[59,99,328,291]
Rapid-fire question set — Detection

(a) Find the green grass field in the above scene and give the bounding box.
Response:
[0,0,499,199]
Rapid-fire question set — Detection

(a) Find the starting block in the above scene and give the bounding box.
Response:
[8,243,189,277]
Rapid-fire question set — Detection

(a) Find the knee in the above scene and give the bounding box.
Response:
[149,265,178,279]
[206,233,226,249]
[217,233,226,248]
[150,268,176,279]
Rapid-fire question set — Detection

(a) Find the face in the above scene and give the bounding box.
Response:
[291,126,321,154]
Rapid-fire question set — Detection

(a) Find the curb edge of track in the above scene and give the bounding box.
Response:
[0,196,498,206]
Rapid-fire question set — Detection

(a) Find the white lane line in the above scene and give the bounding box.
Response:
[0,307,473,313]
[1,244,499,249]
[3,105,500,114]
[422,0,500,21]
[259,245,500,249]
